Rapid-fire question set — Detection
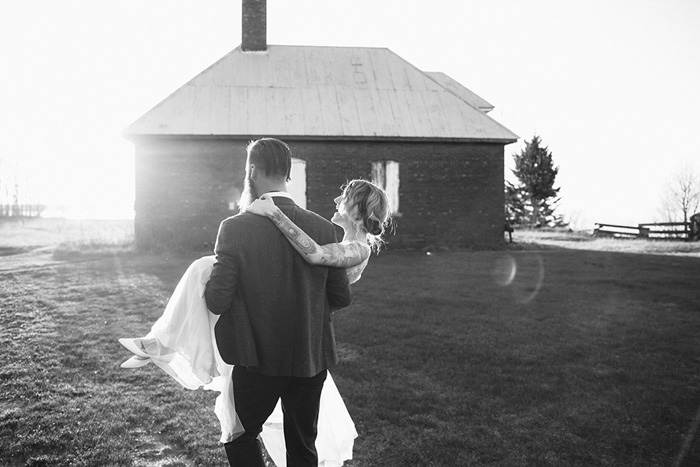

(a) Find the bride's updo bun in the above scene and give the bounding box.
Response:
[365,217,383,236]
[341,179,392,251]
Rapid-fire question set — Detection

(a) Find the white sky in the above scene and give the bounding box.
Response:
[1,0,698,227]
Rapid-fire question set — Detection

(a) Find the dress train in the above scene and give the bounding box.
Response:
[119,255,357,466]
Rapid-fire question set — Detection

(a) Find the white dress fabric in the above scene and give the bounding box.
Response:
[131,255,359,467]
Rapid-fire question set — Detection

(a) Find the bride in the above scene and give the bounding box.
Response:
[119,179,391,467]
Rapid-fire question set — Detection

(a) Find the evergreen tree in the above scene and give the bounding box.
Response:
[504,180,529,224]
[510,135,561,226]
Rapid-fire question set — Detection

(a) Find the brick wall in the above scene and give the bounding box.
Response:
[241,0,266,52]
[134,138,248,250]
[132,137,506,250]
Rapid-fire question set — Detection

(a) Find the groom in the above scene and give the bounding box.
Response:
[205,138,353,466]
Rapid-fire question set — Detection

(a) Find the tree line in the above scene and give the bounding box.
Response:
[504,135,699,232]
[0,158,44,218]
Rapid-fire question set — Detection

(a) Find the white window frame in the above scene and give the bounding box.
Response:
[289,158,307,209]
[372,160,400,215]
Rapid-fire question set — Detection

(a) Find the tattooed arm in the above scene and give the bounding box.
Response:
[247,196,370,268]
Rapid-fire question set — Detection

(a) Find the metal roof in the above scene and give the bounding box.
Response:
[425,72,495,113]
[124,45,518,142]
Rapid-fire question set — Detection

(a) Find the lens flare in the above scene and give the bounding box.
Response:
[493,253,545,304]
[492,255,517,286]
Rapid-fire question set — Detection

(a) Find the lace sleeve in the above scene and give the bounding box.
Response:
[345,255,370,284]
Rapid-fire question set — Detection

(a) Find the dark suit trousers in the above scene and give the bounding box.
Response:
[224,366,327,467]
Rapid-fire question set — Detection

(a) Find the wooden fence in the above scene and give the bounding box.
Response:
[594,221,700,241]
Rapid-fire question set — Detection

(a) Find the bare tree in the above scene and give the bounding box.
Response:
[0,157,9,217]
[659,163,700,234]
[0,157,44,218]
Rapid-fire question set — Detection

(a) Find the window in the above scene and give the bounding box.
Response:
[372,160,400,214]
[289,158,307,209]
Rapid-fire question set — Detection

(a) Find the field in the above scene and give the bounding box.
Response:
[1,218,700,466]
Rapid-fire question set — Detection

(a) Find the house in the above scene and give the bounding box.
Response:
[123,0,518,250]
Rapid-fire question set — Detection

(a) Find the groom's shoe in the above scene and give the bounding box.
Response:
[120,356,151,368]
[118,338,149,357]
[224,436,266,467]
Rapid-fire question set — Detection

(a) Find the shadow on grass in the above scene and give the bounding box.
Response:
[335,248,700,465]
[1,246,699,466]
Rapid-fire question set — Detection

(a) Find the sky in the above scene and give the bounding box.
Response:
[1,0,699,227]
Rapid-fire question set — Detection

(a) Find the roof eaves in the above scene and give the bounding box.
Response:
[123,133,518,144]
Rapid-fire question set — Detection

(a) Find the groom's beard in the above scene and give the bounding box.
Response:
[238,175,258,212]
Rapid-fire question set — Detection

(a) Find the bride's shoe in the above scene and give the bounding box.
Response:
[121,355,151,368]
[118,337,176,366]
[119,338,149,358]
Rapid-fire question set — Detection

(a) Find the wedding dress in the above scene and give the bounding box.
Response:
[120,255,360,467]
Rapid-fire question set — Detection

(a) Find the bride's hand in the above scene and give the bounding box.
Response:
[247,194,278,217]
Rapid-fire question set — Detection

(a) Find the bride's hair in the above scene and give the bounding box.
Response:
[341,179,393,251]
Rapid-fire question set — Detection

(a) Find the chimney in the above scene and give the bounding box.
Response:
[242,0,267,52]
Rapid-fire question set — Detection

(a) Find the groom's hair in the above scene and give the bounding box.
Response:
[246,138,292,182]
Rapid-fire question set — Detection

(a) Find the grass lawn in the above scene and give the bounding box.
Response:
[1,219,699,466]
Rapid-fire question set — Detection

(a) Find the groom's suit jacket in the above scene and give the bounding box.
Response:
[204,196,353,378]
